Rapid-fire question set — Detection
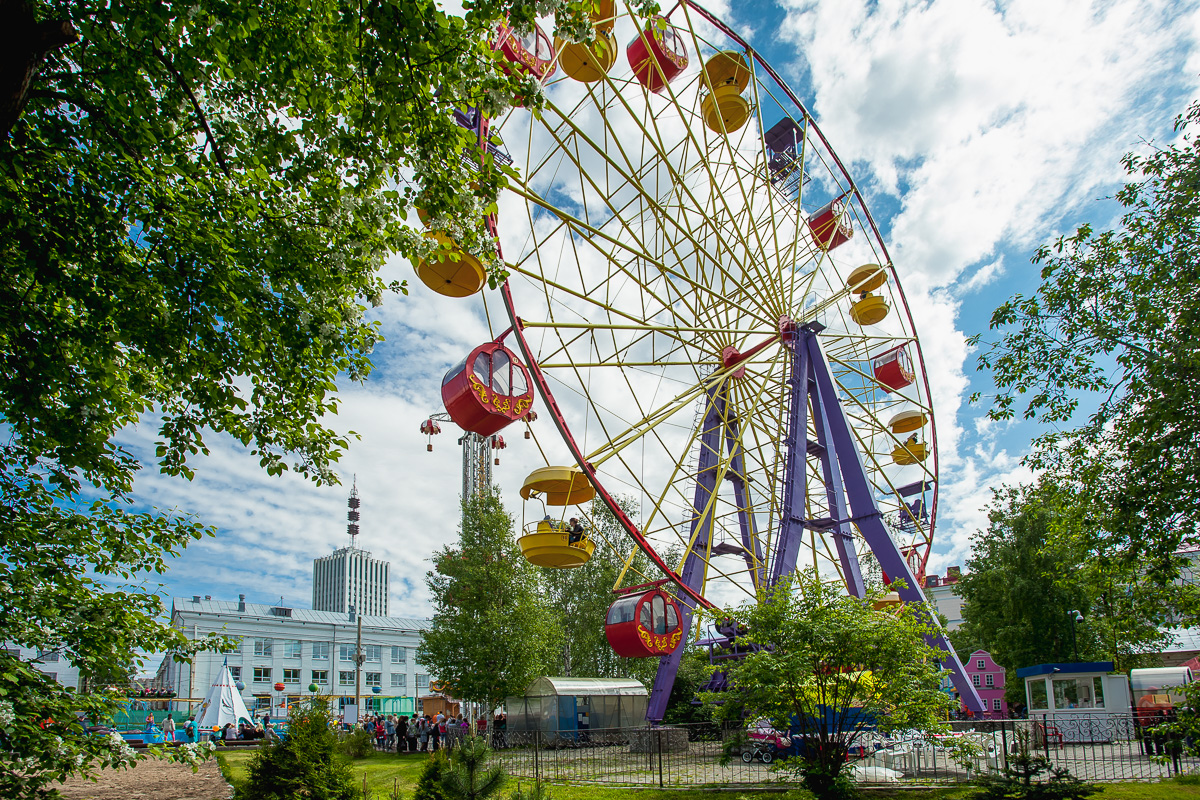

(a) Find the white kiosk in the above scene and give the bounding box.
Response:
[1017,661,1131,743]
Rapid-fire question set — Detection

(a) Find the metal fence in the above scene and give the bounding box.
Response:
[487,713,1199,787]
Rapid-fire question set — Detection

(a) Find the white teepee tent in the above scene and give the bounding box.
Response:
[194,660,253,733]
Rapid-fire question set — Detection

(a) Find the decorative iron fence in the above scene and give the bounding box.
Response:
[487,713,1199,787]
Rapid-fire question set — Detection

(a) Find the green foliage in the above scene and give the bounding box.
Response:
[509,778,552,800]
[240,699,356,800]
[971,736,1098,799]
[338,727,377,759]
[419,489,560,710]
[415,750,452,800]
[441,735,508,800]
[951,482,1192,678]
[706,574,958,800]
[1,0,657,794]
[969,97,1200,575]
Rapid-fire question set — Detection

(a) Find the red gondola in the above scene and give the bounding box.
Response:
[605,589,683,657]
[442,342,534,436]
[872,345,914,392]
[497,23,557,83]
[627,17,688,93]
[807,198,853,251]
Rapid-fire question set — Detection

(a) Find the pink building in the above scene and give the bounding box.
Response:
[963,650,1008,718]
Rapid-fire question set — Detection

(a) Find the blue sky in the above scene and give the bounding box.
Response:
[114,0,1200,626]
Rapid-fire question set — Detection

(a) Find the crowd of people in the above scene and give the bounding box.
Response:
[344,712,507,752]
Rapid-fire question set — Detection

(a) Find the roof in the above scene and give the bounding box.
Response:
[171,598,429,631]
[1163,627,1200,654]
[1015,662,1115,679]
[524,676,648,697]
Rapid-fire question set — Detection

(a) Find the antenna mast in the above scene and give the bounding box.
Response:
[347,475,361,549]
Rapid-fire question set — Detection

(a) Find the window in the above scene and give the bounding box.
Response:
[312,670,328,685]
[313,642,330,660]
[392,646,406,664]
[977,659,985,670]
[1052,677,1099,709]
[254,696,271,712]
[37,649,59,663]
[220,637,242,654]
[283,668,301,684]
[44,672,57,681]
[339,671,355,687]
[972,674,981,687]
[339,644,356,662]
[1030,679,1049,711]
[254,639,273,657]
[253,667,272,682]
[392,673,407,688]
[282,640,302,659]
[364,645,381,662]
[993,699,1003,711]
[229,666,242,681]
[985,674,994,687]
[416,674,429,690]
[365,672,382,687]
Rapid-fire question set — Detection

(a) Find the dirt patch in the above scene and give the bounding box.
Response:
[50,756,232,800]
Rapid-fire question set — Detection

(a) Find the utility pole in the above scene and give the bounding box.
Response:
[354,606,364,721]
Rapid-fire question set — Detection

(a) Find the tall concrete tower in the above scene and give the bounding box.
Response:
[312,479,390,616]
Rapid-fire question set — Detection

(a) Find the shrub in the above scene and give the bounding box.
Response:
[338,727,376,759]
[971,739,1098,800]
[238,699,356,800]
[414,749,451,800]
[441,735,507,800]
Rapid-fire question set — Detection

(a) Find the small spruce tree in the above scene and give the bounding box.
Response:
[441,735,508,800]
[414,749,452,800]
[239,699,356,800]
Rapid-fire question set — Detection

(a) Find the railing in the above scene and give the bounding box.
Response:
[487,713,1199,787]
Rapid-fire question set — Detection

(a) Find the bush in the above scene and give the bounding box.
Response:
[441,735,507,800]
[338,727,376,759]
[971,741,1098,800]
[238,699,356,800]
[414,749,451,800]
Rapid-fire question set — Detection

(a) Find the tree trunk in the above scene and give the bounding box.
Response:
[0,0,78,135]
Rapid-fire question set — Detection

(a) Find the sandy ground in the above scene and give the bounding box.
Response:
[50,757,232,800]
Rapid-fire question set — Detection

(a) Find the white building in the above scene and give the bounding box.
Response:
[3,645,82,689]
[923,566,965,630]
[313,547,390,617]
[161,597,430,716]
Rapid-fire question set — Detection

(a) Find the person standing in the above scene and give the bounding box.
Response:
[385,716,396,751]
[184,717,195,743]
[162,714,176,742]
[406,716,418,753]
[417,716,430,752]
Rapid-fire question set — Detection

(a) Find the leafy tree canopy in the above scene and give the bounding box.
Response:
[951,482,1197,689]
[418,490,561,711]
[969,98,1200,572]
[0,0,652,794]
[707,575,957,800]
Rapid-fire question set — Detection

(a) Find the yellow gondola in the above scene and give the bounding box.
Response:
[518,519,596,568]
[700,51,752,134]
[891,437,929,465]
[520,465,595,505]
[849,294,889,325]
[555,30,618,83]
[847,264,889,325]
[888,409,928,434]
[414,232,487,298]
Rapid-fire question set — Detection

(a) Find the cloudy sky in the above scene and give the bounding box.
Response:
[117,0,1200,622]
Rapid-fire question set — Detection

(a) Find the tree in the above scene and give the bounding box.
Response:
[538,499,658,686]
[969,98,1200,576]
[440,735,507,800]
[951,482,1192,694]
[240,698,356,800]
[0,0,650,793]
[707,575,958,800]
[419,490,560,713]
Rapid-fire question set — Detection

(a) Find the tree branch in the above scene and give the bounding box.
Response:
[152,49,230,177]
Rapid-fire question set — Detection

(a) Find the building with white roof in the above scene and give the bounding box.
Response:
[160,596,429,717]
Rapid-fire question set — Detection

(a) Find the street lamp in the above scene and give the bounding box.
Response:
[1069,610,1084,662]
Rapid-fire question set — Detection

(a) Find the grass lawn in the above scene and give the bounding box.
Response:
[216,748,1200,800]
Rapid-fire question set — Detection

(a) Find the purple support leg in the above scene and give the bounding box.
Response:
[802,330,984,713]
[647,387,725,721]
[769,330,811,585]
[809,373,867,598]
[723,416,765,591]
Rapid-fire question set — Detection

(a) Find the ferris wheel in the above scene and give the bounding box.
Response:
[412,1,983,719]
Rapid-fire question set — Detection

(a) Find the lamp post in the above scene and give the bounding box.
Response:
[1069,609,1084,662]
